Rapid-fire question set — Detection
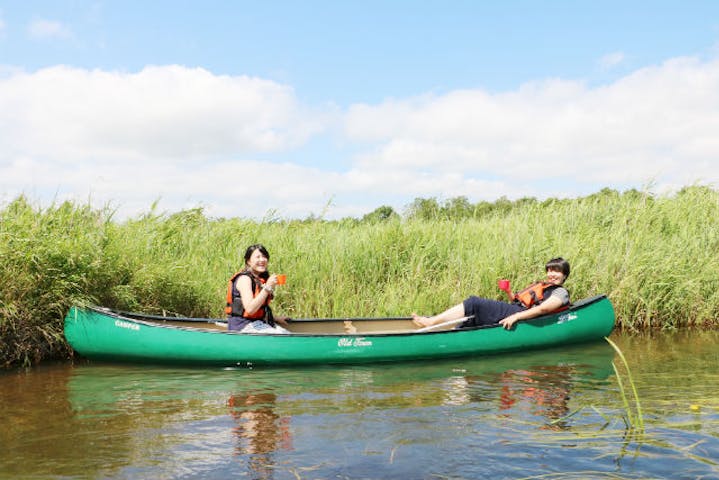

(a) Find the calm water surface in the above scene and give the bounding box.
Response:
[1,331,718,479]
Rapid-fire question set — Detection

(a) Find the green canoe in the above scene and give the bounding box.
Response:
[64,295,615,367]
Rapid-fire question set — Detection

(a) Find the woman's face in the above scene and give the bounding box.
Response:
[545,268,566,285]
[246,248,269,274]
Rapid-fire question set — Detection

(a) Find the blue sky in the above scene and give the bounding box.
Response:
[2,1,719,219]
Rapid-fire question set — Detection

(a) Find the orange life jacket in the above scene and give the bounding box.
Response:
[225,271,272,320]
[513,282,562,309]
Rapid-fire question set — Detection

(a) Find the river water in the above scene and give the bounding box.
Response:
[1,330,718,479]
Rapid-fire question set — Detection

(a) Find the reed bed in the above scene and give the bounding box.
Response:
[1,186,718,367]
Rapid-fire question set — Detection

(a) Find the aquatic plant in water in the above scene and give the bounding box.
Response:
[605,337,645,435]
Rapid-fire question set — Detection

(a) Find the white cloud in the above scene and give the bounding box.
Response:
[27,19,73,39]
[343,55,719,197]
[0,65,329,218]
[0,65,322,159]
[598,51,626,70]
[2,55,719,220]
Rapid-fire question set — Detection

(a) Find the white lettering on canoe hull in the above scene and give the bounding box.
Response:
[115,320,140,331]
[338,337,372,348]
[557,313,578,324]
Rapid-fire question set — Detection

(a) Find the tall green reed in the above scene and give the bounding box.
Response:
[2,185,719,367]
[0,197,113,366]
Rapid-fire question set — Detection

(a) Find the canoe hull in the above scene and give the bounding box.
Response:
[64,295,615,366]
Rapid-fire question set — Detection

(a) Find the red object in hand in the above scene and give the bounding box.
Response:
[498,279,510,291]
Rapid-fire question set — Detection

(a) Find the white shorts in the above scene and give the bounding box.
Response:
[241,320,290,334]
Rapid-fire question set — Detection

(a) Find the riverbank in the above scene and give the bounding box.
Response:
[2,186,718,367]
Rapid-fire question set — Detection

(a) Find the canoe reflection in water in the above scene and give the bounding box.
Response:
[227,392,293,471]
[439,362,588,431]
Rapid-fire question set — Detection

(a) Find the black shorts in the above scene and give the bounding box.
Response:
[461,296,525,328]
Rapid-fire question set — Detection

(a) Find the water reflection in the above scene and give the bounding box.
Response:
[496,365,574,429]
[428,364,576,428]
[1,341,637,479]
[433,348,607,431]
[228,392,293,479]
[4,333,719,478]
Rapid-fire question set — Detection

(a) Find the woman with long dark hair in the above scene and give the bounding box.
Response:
[225,244,290,333]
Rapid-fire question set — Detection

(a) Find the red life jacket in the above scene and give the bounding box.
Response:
[513,282,564,309]
[225,271,272,320]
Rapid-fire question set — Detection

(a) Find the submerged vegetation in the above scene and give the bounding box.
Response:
[2,185,719,367]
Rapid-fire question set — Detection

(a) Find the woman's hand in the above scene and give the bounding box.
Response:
[499,313,520,330]
[500,296,564,330]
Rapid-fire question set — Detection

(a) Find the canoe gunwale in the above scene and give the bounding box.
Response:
[84,294,610,338]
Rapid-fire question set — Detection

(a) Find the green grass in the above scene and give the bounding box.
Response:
[2,185,719,367]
